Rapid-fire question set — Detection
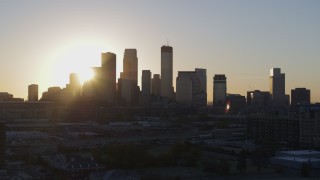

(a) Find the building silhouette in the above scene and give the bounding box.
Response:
[28,84,38,101]
[270,68,286,106]
[0,121,5,168]
[247,90,271,107]
[213,74,227,106]
[176,70,206,106]
[176,71,195,105]
[68,73,81,98]
[90,52,117,103]
[291,88,310,106]
[195,68,207,94]
[160,45,173,100]
[122,49,138,85]
[195,68,207,105]
[141,70,151,96]
[298,104,320,149]
[151,74,161,96]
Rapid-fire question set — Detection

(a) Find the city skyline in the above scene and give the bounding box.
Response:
[1,1,320,102]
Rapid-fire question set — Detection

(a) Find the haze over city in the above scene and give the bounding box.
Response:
[1,0,320,102]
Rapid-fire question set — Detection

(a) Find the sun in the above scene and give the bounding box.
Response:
[77,68,95,85]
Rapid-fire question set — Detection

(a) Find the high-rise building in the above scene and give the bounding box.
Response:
[0,121,5,168]
[291,88,310,106]
[69,73,81,97]
[213,75,227,106]
[141,70,151,96]
[161,45,173,99]
[226,94,246,114]
[118,72,139,106]
[101,52,117,103]
[176,70,206,106]
[176,71,195,105]
[28,84,38,101]
[247,90,271,107]
[123,49,138,85]
[195,68,207,93]
[270,68,286,106]
[90,52,116,103]
[151,74,161,96]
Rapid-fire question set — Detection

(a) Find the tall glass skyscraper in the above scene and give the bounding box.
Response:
[160,45,173,99]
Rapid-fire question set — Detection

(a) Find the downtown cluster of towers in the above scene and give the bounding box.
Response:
[30,45,311,109]
[36,45,211,106]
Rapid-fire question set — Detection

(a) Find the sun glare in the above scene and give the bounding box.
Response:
[78,68,94,85]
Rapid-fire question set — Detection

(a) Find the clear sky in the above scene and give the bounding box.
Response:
[0,0,319,102]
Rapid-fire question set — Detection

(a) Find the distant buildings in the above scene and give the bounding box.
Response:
[0,121,5,168]
[247,90,271,107]
[122,49,138,85]
[298,104,320,149]
[176,69,207,106]
[161,45,173,100]
[176,71,196,105]
[141,70,151,96]
[226,94,246,114]
[68,73,81,98]
[90,52,117,103]
[28,84,38,101]
[151,74,161,97]
[291,88,310,106]
[270,68,286,106]
[195,68,207,94]
[213,74,227,106]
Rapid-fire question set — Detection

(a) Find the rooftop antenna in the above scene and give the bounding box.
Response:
[166,38,169,46]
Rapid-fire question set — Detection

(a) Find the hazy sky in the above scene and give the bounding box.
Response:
[0,0,319,102]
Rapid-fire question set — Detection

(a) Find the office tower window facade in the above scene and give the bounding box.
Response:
[151,74,161,96]
[28,84,38,101]
[270,68,286,106]
[142,70,151,96]
[291,88,310,105]
[161,45,173,99]
[213,75,227,106]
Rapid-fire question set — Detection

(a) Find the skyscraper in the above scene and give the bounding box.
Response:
[270,68,285,106]
[123,49,138,85]
[151,74,161,96]
[69,73,81,97]
[90,52,117,103]
[213,75,227,106]
[161,45,173,99]
[195,68,207,105]
[176,71,196,105]
[0,121,5,168]
[101,52,117,103]
[291,88,310,105]
[176,70,206,106]
[28,84,38,101]
[195,68,207,93]
[141,70,151,96]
